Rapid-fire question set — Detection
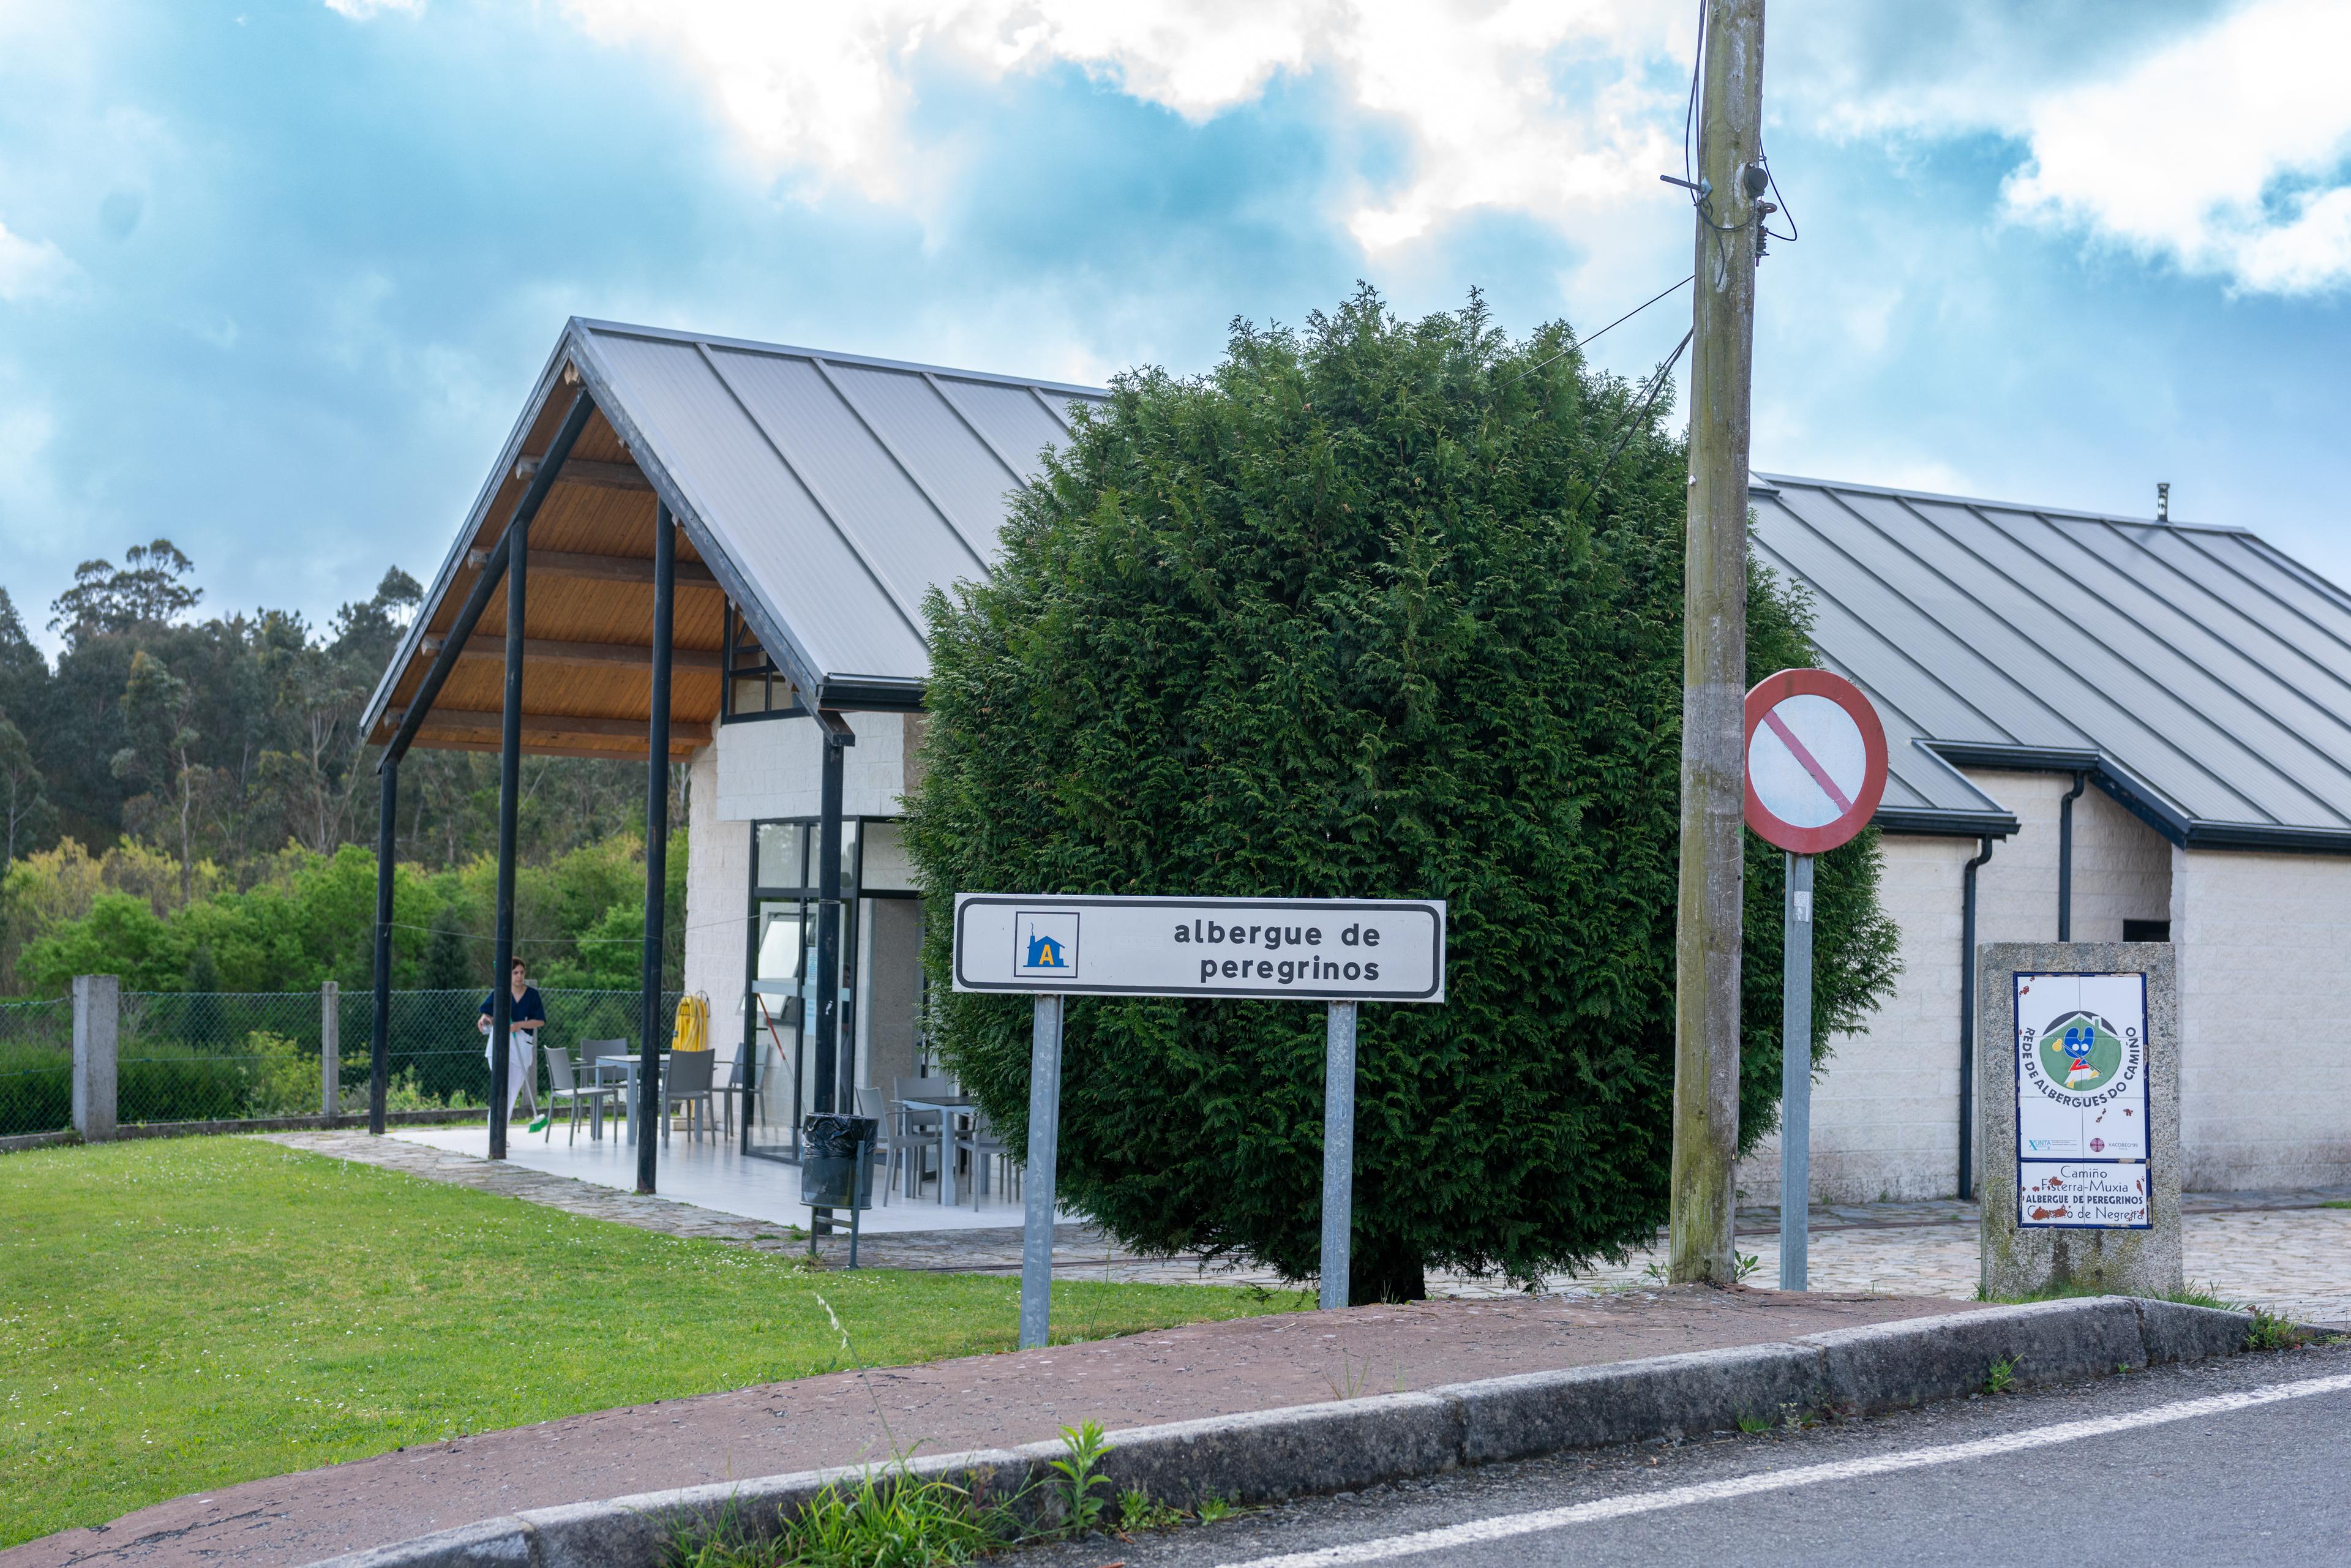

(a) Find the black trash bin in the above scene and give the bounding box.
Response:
[800,1113,879,1211]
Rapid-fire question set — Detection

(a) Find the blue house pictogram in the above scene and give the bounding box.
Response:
[1026,926,1069,969]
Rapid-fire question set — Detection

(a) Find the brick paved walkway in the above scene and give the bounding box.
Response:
[263,1131,2351,1324]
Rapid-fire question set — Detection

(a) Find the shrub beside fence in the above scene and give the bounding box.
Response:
[0,986,683,1139]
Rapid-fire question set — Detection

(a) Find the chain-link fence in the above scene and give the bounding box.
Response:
[0,987,682,1137]
[0,996,74,1140]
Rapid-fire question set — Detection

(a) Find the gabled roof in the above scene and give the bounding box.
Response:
[360,319,1107,752]
[1753,474,2351,852]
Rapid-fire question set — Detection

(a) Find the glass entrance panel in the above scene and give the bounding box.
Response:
[747,901,807,1153]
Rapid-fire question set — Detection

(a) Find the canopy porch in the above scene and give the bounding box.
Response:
[359,317,1104,1203]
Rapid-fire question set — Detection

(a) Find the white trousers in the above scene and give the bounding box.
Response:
[484,1029,538,1123]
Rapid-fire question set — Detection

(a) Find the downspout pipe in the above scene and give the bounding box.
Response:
[1957,835,1996,1200]
[2057,771,2087,941]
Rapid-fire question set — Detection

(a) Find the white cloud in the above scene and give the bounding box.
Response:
[2001,0,2351,293]
[557,0,1688,247]
[323,0,423,17]
[0,219,77,302]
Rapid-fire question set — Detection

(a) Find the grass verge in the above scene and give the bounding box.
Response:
[0,1137,1303,1547]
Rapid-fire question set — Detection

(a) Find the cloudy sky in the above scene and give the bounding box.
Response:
[1,0,2346,650]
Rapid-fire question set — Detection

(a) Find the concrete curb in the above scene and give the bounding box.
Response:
[310,1297,2255,1568]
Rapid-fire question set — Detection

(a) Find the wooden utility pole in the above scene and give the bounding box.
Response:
[1670,0,1766,1285]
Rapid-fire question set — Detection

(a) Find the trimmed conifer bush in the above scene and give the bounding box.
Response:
[906,288,1900,1301]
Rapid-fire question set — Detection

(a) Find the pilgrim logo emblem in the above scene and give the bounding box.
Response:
[2038,1013,2121,1092]
[1014,912,1079,980]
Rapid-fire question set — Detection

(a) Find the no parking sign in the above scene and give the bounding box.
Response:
[1743,667,1888,855]
[1745,667,1887,1294]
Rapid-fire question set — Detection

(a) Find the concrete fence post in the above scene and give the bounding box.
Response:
[72,974,119,1143]
[321,980,340,1119]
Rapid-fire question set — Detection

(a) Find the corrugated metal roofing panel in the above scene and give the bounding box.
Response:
[583,328,932,688]
[932,375,1074,478]
[1756,472,2351,847]
[817,360,1026,567]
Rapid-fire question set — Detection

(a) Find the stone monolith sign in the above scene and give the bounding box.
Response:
[1978,942,2181,1299]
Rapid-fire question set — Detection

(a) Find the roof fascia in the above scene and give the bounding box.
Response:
[1873,807,2020,839]
[1921,740,2351,856]
[358,335,577,742]
[571,318,1111,402]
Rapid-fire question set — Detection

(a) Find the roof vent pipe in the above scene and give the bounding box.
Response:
[2156,481,2170,522]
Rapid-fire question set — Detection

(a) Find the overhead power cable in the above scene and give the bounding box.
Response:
[1505,274,1694,388]
[1597,327,1695,475]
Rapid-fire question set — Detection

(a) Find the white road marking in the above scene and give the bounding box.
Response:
[1215,1372,2351,1568]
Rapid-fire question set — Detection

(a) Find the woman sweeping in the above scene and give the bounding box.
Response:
[479,957,546,1129]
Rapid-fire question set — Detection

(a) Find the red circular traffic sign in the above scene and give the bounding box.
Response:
[1743,668,1888,855]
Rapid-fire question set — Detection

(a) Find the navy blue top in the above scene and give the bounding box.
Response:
[480,985,546,1026]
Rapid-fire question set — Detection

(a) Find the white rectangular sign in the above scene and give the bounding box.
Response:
[952,894,1445,1002]
[2013,970,2151,1230]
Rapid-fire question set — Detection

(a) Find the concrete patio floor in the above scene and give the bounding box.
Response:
[389,1122,1070,1234]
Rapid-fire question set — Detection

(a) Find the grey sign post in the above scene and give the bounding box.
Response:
[954,893,1444,1348]
[1741,669,1890,1292]
[1319,999,1359,1311]
[1018,993,1063,1349]
[1778,854,1813,1290]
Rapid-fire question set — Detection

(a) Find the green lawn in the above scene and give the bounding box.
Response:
[0,1138,1304,1547]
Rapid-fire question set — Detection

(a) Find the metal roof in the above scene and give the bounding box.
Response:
[1753,473,2351,852]
[571,319,1107,709]
[359,318,1108,741]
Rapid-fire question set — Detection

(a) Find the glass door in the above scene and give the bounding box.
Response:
[741,817,861,1161]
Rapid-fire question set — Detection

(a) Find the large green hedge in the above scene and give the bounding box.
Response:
[906,289,1900,1300]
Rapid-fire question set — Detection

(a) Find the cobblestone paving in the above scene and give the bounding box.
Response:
[263,1131,2351,1324]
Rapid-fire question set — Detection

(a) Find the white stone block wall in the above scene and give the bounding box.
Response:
[2069,787,2173,940]
[713,713,911,822]
[1739,833,1971,1205]
[1739,768,2175,1205]
[683,716,921,1119]
[2173,847,2351,1190]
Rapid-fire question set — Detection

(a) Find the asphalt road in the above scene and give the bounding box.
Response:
[1017,1339,2351,1568]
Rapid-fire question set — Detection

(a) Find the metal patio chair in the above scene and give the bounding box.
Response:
[541,1043,614,1145]
[660,1048,716,1146]
[955,1109,1018,1207]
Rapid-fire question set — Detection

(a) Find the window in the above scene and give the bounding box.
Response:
[722,609,803,722]
[2121,918,2170,943]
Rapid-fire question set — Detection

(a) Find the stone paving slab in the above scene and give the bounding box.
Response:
[259,1132,2351,1322]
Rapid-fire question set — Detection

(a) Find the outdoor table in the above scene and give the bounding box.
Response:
[592,1052,671,1145]
[894,1094,976,1204]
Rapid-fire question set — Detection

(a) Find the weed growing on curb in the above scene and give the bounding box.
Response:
[1733,1252,1762,1285]
[1735,1411,1771,1435]
[1117,1488,1185,1534]
[1051,1421,1116,1533]
[2244,1310,2310,1352]
[1195,1495,1236,1525]
[1985,1357,2018,1395]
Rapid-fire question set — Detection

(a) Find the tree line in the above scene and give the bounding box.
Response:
[0,542,680,994]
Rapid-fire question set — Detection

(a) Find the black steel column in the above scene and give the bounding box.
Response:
[370,757,397,1135]
[809,715,853,1232]
[637,505,675,1195]
[812,726,846,1117]
[490,516,528,1160]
